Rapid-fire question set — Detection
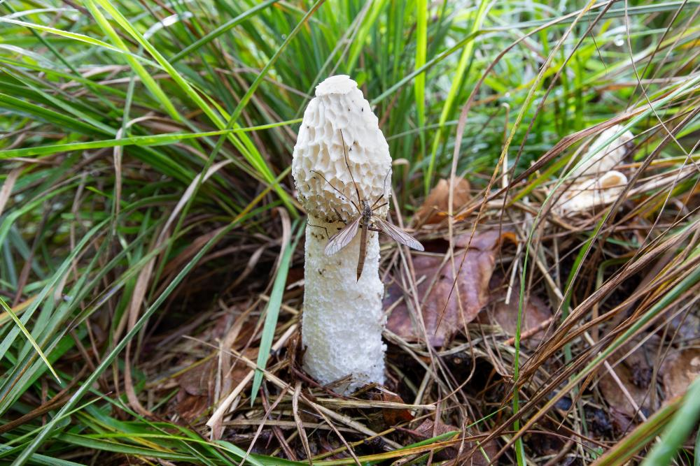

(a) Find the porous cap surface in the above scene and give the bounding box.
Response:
[292,75,392,222]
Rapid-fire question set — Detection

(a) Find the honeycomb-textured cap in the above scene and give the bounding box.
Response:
[292,75,392,222]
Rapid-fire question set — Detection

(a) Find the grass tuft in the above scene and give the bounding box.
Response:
[1,0,699,464]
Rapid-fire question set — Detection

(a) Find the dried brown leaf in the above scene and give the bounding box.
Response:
[227,347,259,390]
[481,277,552,347]
[660,347,700,400]
[597,337,660,418]
[176,393,209,423]
[175,347,257,422]
[176,359,215,422]
[369,389,413,427]
[415,177,470,225]
[386,230,513,346]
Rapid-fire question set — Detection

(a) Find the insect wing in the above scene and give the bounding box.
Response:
[324,216,361,255]
[375,218,424,251]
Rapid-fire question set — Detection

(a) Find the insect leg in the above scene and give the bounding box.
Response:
[340,130,363,208]
[311,169,361,213]
[371,201,389,212]
[307,221,330,239]
[376,169,392,206]
[356,218,369,281]
[332,207,347,225]
[370,193,385,209]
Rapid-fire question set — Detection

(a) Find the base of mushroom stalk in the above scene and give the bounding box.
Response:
[301,218,386,395]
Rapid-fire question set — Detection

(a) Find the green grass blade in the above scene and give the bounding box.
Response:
[84,0,181,121]
[0,446,83,466]
[414,0,427,161]
[250,220,302,404]
[0,218,107,365]
[593,397,681,466]
[0,296,61,384]
[171,0,279,62]
[9,166,287,464]
[370,29,485,105]
[0,130,231,159]
[0,17,124,54]
[88,0,314,214]
[641,377,700,466]
[425,0,489,194]
[10,224,234,465]
[0,93,109,136]
[346,0,389,71]
[0,120,299,159]
[0,17,156,65]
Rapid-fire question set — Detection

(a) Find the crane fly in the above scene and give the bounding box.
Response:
[312,131,424,281]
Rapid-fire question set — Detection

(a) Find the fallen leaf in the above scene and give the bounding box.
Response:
[176,359,215,422]
[668,312,700,342]
[554,125,634,216]
[179,360,215,397]
[480,276,552,347]
[453,229,516,250]
[175,347,257,422]
[228,347,259,389]
[609,406,635,436]
[176,393,209,423]
[369,389,413,427]
[386,230,514,346]
[660,347,700,400]
[553,170,628,216]
[413,419,460,461]
[571,125,633,178]
[528,430,566,458]
[597,337,660,419]
[415,177,470,225]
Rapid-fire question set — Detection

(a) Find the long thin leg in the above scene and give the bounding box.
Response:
[311,169,360,213]
[340,130,362,208]
[371,193,385,209]
[356,218,368,281]
[371,202,389,212]
[370,169,391,209]
[332,207,347,224]
[380,169,391,199]
[307,221,330,239]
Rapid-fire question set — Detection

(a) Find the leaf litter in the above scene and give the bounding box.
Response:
[4,21,700,464]
[386,229,516,346]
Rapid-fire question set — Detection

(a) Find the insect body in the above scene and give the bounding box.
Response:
[315,131,424,281]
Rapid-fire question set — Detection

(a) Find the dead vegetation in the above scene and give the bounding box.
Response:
[1,0,699,464]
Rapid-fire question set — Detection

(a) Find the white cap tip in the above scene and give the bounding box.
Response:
[315,75,357,96]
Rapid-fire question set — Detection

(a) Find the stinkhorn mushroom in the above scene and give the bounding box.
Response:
[291,75,397,394]
[554,125,634,215]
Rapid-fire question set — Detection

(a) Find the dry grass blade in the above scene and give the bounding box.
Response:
[0,168,21,217]
[2,0,699,464]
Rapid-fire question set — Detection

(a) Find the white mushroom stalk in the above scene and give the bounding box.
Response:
[292,75,392,394]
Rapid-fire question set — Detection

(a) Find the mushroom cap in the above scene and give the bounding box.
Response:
[292,75,392,223]
[572,125,633,178]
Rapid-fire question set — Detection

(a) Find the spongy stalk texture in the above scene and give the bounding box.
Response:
[303,217,385,393]
[292,75,391,394]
